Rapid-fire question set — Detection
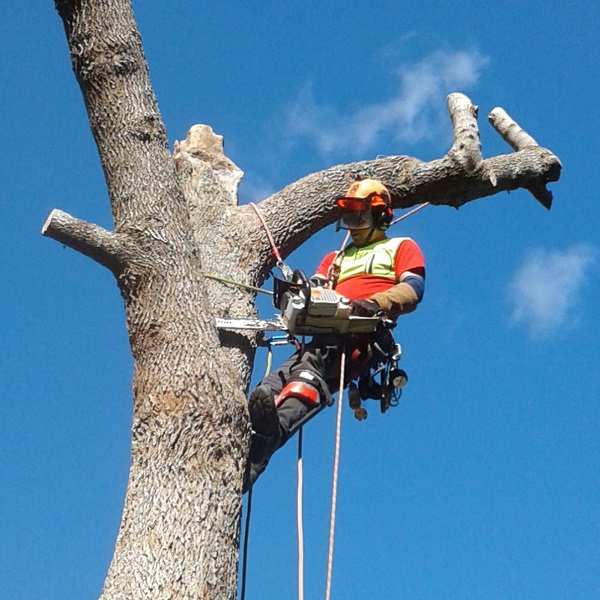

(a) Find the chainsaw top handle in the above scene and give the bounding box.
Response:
[272,268,311,316]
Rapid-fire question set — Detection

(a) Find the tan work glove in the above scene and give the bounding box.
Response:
[370,282,419,317]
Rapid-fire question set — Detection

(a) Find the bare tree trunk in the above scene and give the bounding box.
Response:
[45,1,560,598]
[51,1,249,598]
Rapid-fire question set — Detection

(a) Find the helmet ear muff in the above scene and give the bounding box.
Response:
[372,205,393,229]
[369,190,393,229]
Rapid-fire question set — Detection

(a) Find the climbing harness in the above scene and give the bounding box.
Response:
[348,323,408,419]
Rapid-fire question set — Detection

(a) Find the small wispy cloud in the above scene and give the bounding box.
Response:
[507,245,597,338]
[238,174,276,204]
[284,49,488,157]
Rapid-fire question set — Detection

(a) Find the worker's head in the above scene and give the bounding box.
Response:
[335,179,393,245]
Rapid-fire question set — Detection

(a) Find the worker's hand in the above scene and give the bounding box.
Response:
[350,298,380,317]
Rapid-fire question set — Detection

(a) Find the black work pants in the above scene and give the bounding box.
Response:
[245,334,372,489]
[260,336,344,443]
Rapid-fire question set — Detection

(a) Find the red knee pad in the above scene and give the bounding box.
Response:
[275,379,319,407]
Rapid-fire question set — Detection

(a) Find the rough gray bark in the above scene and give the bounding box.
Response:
[44,1,561,598]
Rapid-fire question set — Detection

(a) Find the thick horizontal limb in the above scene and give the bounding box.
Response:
[41,209,132,272]
[241,147,559,267]
[409,146,560,208]
[238,94,559,263]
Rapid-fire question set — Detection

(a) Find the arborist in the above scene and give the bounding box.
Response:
[244,179,425,491]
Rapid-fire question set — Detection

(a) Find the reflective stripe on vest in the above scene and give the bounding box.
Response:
[338,237,409,282]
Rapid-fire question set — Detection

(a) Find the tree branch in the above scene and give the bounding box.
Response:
[488,106,539,150]
[238,94,560,273]
[488,106,560,208]
[447,92,482,170]
[41,208,133,272]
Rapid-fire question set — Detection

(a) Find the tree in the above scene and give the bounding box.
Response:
[42,1,560,598]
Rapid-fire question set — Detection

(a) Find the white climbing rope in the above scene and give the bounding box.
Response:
[296,428,304,600]
[239,340,275,600]
[324,347,346,600]
[243,343,348,600]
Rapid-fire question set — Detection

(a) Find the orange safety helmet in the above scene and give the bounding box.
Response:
[335,179,393,228]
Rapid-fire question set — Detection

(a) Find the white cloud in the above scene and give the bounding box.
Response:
[507,245,597,338]
[284,49,488,157]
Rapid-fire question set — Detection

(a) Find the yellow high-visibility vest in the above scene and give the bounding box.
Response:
[338,237,409,283]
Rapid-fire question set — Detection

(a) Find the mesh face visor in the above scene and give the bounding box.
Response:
[335,196,375,230]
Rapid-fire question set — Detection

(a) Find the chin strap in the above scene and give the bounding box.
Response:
[360,226,377,247]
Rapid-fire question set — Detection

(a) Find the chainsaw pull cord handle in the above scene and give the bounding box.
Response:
[291,269,311,317]
[249,202,293,280]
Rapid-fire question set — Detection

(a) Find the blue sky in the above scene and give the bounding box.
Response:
[1,1,599,599]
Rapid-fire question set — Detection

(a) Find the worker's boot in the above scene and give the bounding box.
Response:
[243,385,282,492]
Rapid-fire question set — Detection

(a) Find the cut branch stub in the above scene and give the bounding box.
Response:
[447,92,482,171]
[488,107,539,150]
[488,106,561,209]
[173,124,243,206]
[41,208,132,272]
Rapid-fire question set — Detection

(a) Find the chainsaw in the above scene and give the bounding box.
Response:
[215,268,408,420]
[215,269,381,336]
